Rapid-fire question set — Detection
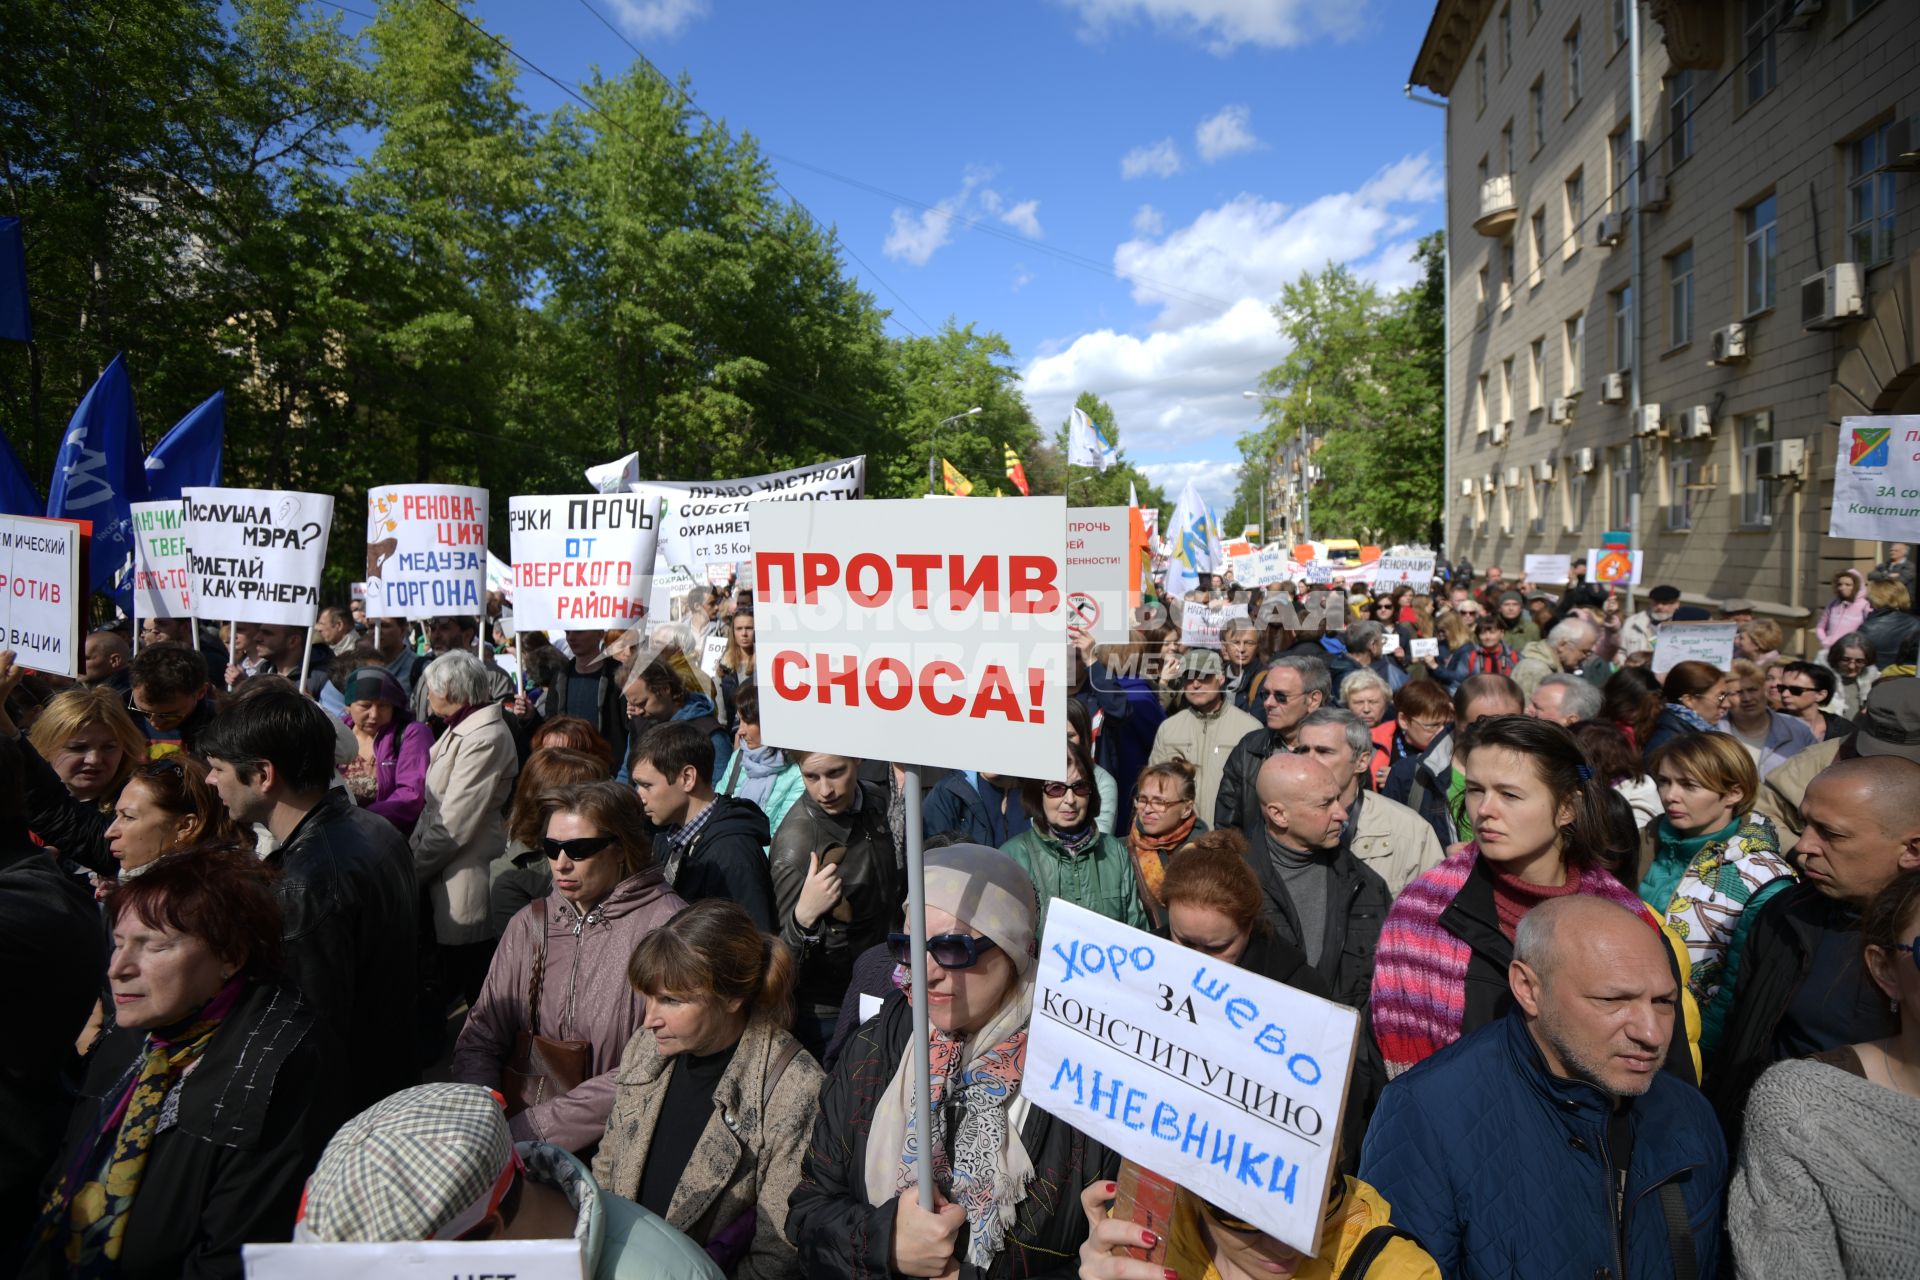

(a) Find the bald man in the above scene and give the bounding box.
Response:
[81,630,131,694]
[1712,754,1920,1144]
[1362,897,1725,1280]
[1250,753,1390,1012]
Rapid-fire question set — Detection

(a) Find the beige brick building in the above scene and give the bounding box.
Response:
[1411,0,1918,634]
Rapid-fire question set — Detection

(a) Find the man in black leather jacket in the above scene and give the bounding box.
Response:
[201,686,418,1111]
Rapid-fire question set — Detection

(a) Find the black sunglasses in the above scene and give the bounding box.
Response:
[887,932,1001,970]
[541,835,616,862]
[1042,780,1093,799]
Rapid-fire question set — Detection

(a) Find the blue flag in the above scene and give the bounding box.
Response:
[144,389,225,502]
[0,428,38,515]
[0,217,28,343]
[47,353,147,601]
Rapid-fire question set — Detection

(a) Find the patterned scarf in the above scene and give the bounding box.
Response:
[38,976,243,1275]
[1371,845,1651,1078]
[1664,701,1717,733]
[1126,810,1197,924]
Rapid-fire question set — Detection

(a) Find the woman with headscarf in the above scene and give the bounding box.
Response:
[789,844,1118,1280]
[337,664,433,836]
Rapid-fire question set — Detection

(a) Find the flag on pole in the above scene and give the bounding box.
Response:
[941,459,974,496]
[0,217,30,343]
[1067,406,1119,470]
[142,390,225,502]
[1126,482,1151,602]
[47,353,147,602]
[1162,477,1221,602]
[0,428,38,515]
[585,451,640,494]
[1003,445,1030,496]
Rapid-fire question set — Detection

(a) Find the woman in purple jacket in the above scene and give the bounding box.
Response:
[338,665,432,836]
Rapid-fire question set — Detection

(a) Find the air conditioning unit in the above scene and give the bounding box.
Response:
[1491,420,1509,445]
[1600,372,1628,403]
[1709,323,1750,365]
[1548,397,1575,424]
[1482,474,1498,495]
[1640,174,1671,211]
[1781,0,1821,30]
[1803,262,1866,330]
[1575,447,1597,474]
[1770,437,1809,479]
[1533,459,1556,482]
[1885,116,1920,171]
[1680,404,1714,439]
[1504,466,1522,488]
[1593,213,1626,249]
[1634,403,1664,437]
[1460,478,1477,497]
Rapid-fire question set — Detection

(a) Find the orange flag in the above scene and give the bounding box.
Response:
[1004,445,1030,496]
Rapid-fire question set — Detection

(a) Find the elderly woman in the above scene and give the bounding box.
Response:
[1824,631,1879,720]
[412,650,521,1005]
[454,781,687,1153]
[594,900,823,1279]
[1340,667,1393,729]
[338,665,432,836]
[1124,759,1206,926]
[0,673,148,876]
[1001,739,1147,933]
[25,845,337,1278]
[790,844,1119,1280]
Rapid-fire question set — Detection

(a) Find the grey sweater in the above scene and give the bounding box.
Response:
[1728,1056,1920,1278]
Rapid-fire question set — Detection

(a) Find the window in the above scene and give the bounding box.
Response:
[1564,312,1585,392]
[1565,466,1587,533]
[1849,125,1898,266]
[1667,457,1696,531]
[1563,170,1585,259]
[1667,246,1695,348]
[1501,357,1516,424]
[1500,481,1514,536]
[1668,72,1696,166]
[1529,77,1546,154]
[1565,24,1583,109]
[1611,0,1629,50]
[1744,0,1778,105]
[1501,121,1515,177]
[1530,208,1547,286]
[1499,2,1513,73]
[1609,127,1632,211]
[1476,373,1490,434]
[1740,411,1775,527]
[1610,285,1633,372]
[1529,337,1546,410]
[1478,262,1490,312]
[1476,48,1488,115]
[1610,448,1633,529]
[1501,236,1516,308]
[1530,478,1548,535]
[1743,194,1778,315]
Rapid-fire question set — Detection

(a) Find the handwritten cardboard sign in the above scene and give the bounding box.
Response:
[130,500,192,620]
[182,487,334,626]
[508,495,660,633]
[364,484,489,620]
[1831,415,1920,540]
[1026,901,1359,1257]
[1522,553,1572,584]
[1372,554,1435,586]
[635,455,866,571]
[0,515,84,677]
[1066,506,1134,646]
[1651,621,1737,676]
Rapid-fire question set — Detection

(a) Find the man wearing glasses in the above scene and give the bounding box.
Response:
[1770,661,1853,744]
[1212,654,1331,838]
[1618,583,1682,659]
[126,643,219,758]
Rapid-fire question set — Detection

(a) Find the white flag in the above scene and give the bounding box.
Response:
[584,451,641,495]
[1163,478,1220,601]
[1068,407,1118,471]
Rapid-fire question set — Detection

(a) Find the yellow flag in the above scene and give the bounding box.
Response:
[941,459,974,496]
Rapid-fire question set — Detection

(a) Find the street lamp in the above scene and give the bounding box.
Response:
[928,406,984,495]
[1243,389,1312,543]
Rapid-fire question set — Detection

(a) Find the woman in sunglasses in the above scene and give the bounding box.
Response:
[1728,869,1920,1277]
[453,781,688,1155]
[791,843,1119,1280]
[1000,739,1148,933]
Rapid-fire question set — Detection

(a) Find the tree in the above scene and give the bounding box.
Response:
[882,321,1040,498]
[1045,391,1168,513]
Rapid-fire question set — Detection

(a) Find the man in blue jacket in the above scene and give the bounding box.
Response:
[1360,896,1725,1280]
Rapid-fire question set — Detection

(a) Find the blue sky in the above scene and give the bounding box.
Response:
[414,0,1446,512]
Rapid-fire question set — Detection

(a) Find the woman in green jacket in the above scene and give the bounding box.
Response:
[1000,739,1148,933]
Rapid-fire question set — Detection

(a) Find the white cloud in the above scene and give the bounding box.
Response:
[1132,204,1166,236]
[883,168,1041,264]
[1120,138,1183,180]
[1012,265,1034,292]
[1137,459,1244,513]
[604,0,708,38]
[884,204,960,267]
[1000,199,1044,239]
[1195,105,1259,162]
[1057,0,1368,54]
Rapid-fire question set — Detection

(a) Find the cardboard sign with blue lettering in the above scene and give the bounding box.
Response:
[1025,900,1360,1257]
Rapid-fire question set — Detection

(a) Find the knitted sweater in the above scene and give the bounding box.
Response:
[1728,1057,1920,1279]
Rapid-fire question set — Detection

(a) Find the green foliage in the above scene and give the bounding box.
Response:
[1044,391,1169,513]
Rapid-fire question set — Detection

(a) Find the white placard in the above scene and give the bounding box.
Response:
[699,632,728,679]
[1240,545,1292,589]
[1587,548,1643,587]
[507,494,660,633]
[1372,554,1435,586]
[1066,506,1133,645]
[1410,637,1440,661]
[350,581,368,601]
[1026,901,1359,1258]
[0,515,84,677]
[752,496,1069,781]
[634,456,866,571]
[363,484,488,620]
[182,487,334,626]
[244,1239,584,1279]
[1523,553,1572,583]
[1304,563,1333,585]
[650,563,701,630]
[705,562,736,588]
[1652,621,1738,676]
[1379,631,1402,656]
[485,550,514,601]
[1830,416,1920,541]
[130,500,192,620]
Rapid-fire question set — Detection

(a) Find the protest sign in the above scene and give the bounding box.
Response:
[507,494,659,633]
[1304,563,1332,585]
[485,550,514,601]
[700,632,728,679]
[363,484,488,620]
[1523,553,1572,583]
[752,496,1068,780]
[1831,416,1920,540]
[648,563,702,630]
[182,488,333,626]
[635,456,866,571]
[0,515,84,677]
[1588,547,1643,586]
[1410,637,1440,661]
[1066,506,1133,645]
[1652,621,1737,676]
[1239,545,1291,589]
[1372,554,1435,586]
[244,1239,582,1280]
[1027,901,1359,1257]
[130,500,192,620]
[350,581,367,601]
[705,562,736,588]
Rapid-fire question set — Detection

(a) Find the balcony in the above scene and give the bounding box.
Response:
[1474,174,1518,237]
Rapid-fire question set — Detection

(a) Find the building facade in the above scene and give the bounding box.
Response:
[1412,0,1918,628]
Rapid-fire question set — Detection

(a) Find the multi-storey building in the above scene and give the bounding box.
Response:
[1411,0,1917,628]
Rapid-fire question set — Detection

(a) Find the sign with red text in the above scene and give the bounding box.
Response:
[1373,554,1436,586]
[752,497,1069,780]
[0,515,84,677]
[508,494,659,633]
[634,455,866,571]
[130,500,192,619]
[1066,506,1132,645]
[182,488,333,626]
[364,484,489,620]
[1832,416,1920,541]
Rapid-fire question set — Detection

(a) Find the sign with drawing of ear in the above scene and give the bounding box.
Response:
[182,488,334,626]
[363,485,489,620]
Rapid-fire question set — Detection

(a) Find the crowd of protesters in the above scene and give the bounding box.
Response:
[4,553,1919,1280]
